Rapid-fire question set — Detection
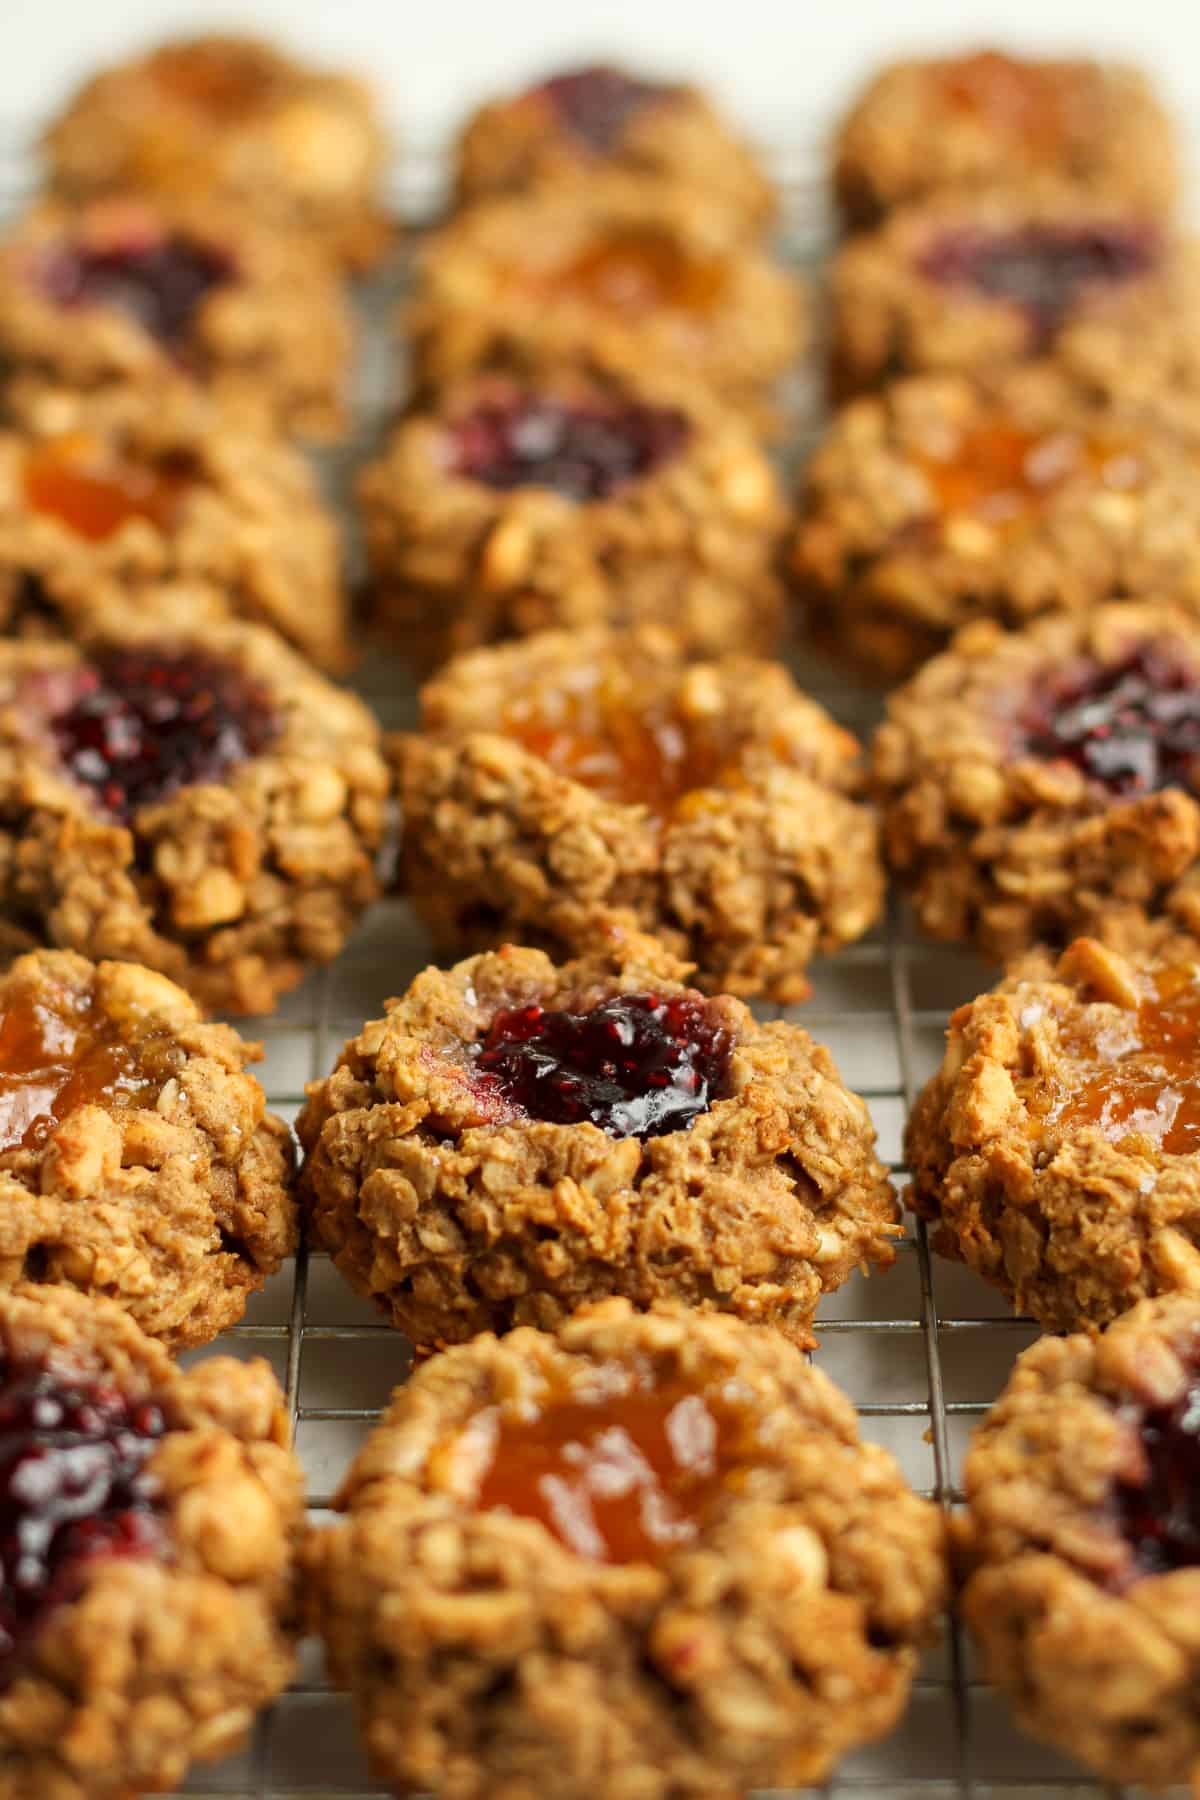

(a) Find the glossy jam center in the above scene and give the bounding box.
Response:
[450,394,689,503]
[917,223,1158,345]
[935,50,1066,150]
[469,1365,738,1563]
[473,991,734,1138]
[24,433,194,542]
[0,975,178,1154]
[1115,1377,1200,1576]
[547,227,725,317]
[500,672,739,816]
[537,65,668,152]
[0,1356,167,1684]
[1012,643,1200,797]
[39,234,235,350]
[1025,962,1200,1155]
[920,422,1141,527]
[41,647,279,823]
[149,42,276,117]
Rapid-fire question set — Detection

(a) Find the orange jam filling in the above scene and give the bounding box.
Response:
[24,433,194,543]
[465,1363,745,1563]
[149,43,275,118]
[500,671,752,816]
[919,422,1142,528]
[934,51,1066,151]
[544,227,725,318]
[0,978,180,1155]
[1028,962,1200,1155]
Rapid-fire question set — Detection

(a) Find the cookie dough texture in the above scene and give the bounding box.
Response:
[306,1300,946,1800]
[829,184,1194,400]
[0,195,353,441]
[872,603,1200,959]
[834,53,1177,228]
[395,627,883,998]
[407,178,806,420]
[0,949,295,1349]
[455,69,773,240]
[958,1294,1200,1788]
[907,936,1200,1331]
[359,372,786,667]
[791,366,1200,681]
[0,385,350,670]
[0,605,387,1016]
[297,933,899,1349]
[43,34,391,271]
[0,1282,303,1800]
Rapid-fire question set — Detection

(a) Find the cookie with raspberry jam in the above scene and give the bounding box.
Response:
[830,182,1197,402]
[43,34,391,272]
[872,602,1200,958]
[454,62,773,240]
[0,603,387,1015]
[297,931,899,1349]
[0,1281,302,1800]
[790,365,1200,680]
[394,626,883,1000]
[358,371,785,667]
[0,194,352,441]
[959,1293,1200,1787]
[0,385,349,670]
[908,936,1200,1330]
[0,948,294,1348]
[407,176,806,422]
[306,1299,945,1800]
[834,51,1176,229]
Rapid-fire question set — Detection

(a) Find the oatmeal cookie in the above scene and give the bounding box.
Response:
[790,365,1200,681]
[43,34,391,272]
[834,51,1176,230]
[394,626,882,999]
[0,1281,302,1800]
[959,1294,1200,1789]
[297,932,898,1349]
[908,935,1200,1330]
[0,947,294,1348]
[454,63,773,240]
[829,182,1194,400]
[408,177,806,421]
[359,370,785,667]
[306,1299,945,1800]
[0,194,352,441]
[0,601,387,1016]
[872,602,1200,958]
[0,384,349,671]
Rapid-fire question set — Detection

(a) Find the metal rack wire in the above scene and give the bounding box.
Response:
[0,132,1163,1799]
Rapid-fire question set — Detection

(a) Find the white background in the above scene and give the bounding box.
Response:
[2,0,1194,146]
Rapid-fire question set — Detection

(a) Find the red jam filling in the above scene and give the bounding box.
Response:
[1022,960,1200,1156]
[40,647,279,823]
[24,433,194,542]
[1011,644,1200,796]
[0,1356,167,1684]
[450,393,689,502]
[39,234,235,350]
[545,226,725,318]
[472,991,734,1138]
[0,974,179,1155]
[466,1361,742,1563]
[919,421,1141,528]
[917,223,1158,346]
[535,66,669,152]
[1115,1372,1200,1576]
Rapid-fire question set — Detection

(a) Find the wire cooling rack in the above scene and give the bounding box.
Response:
[0,131,1165,1800]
